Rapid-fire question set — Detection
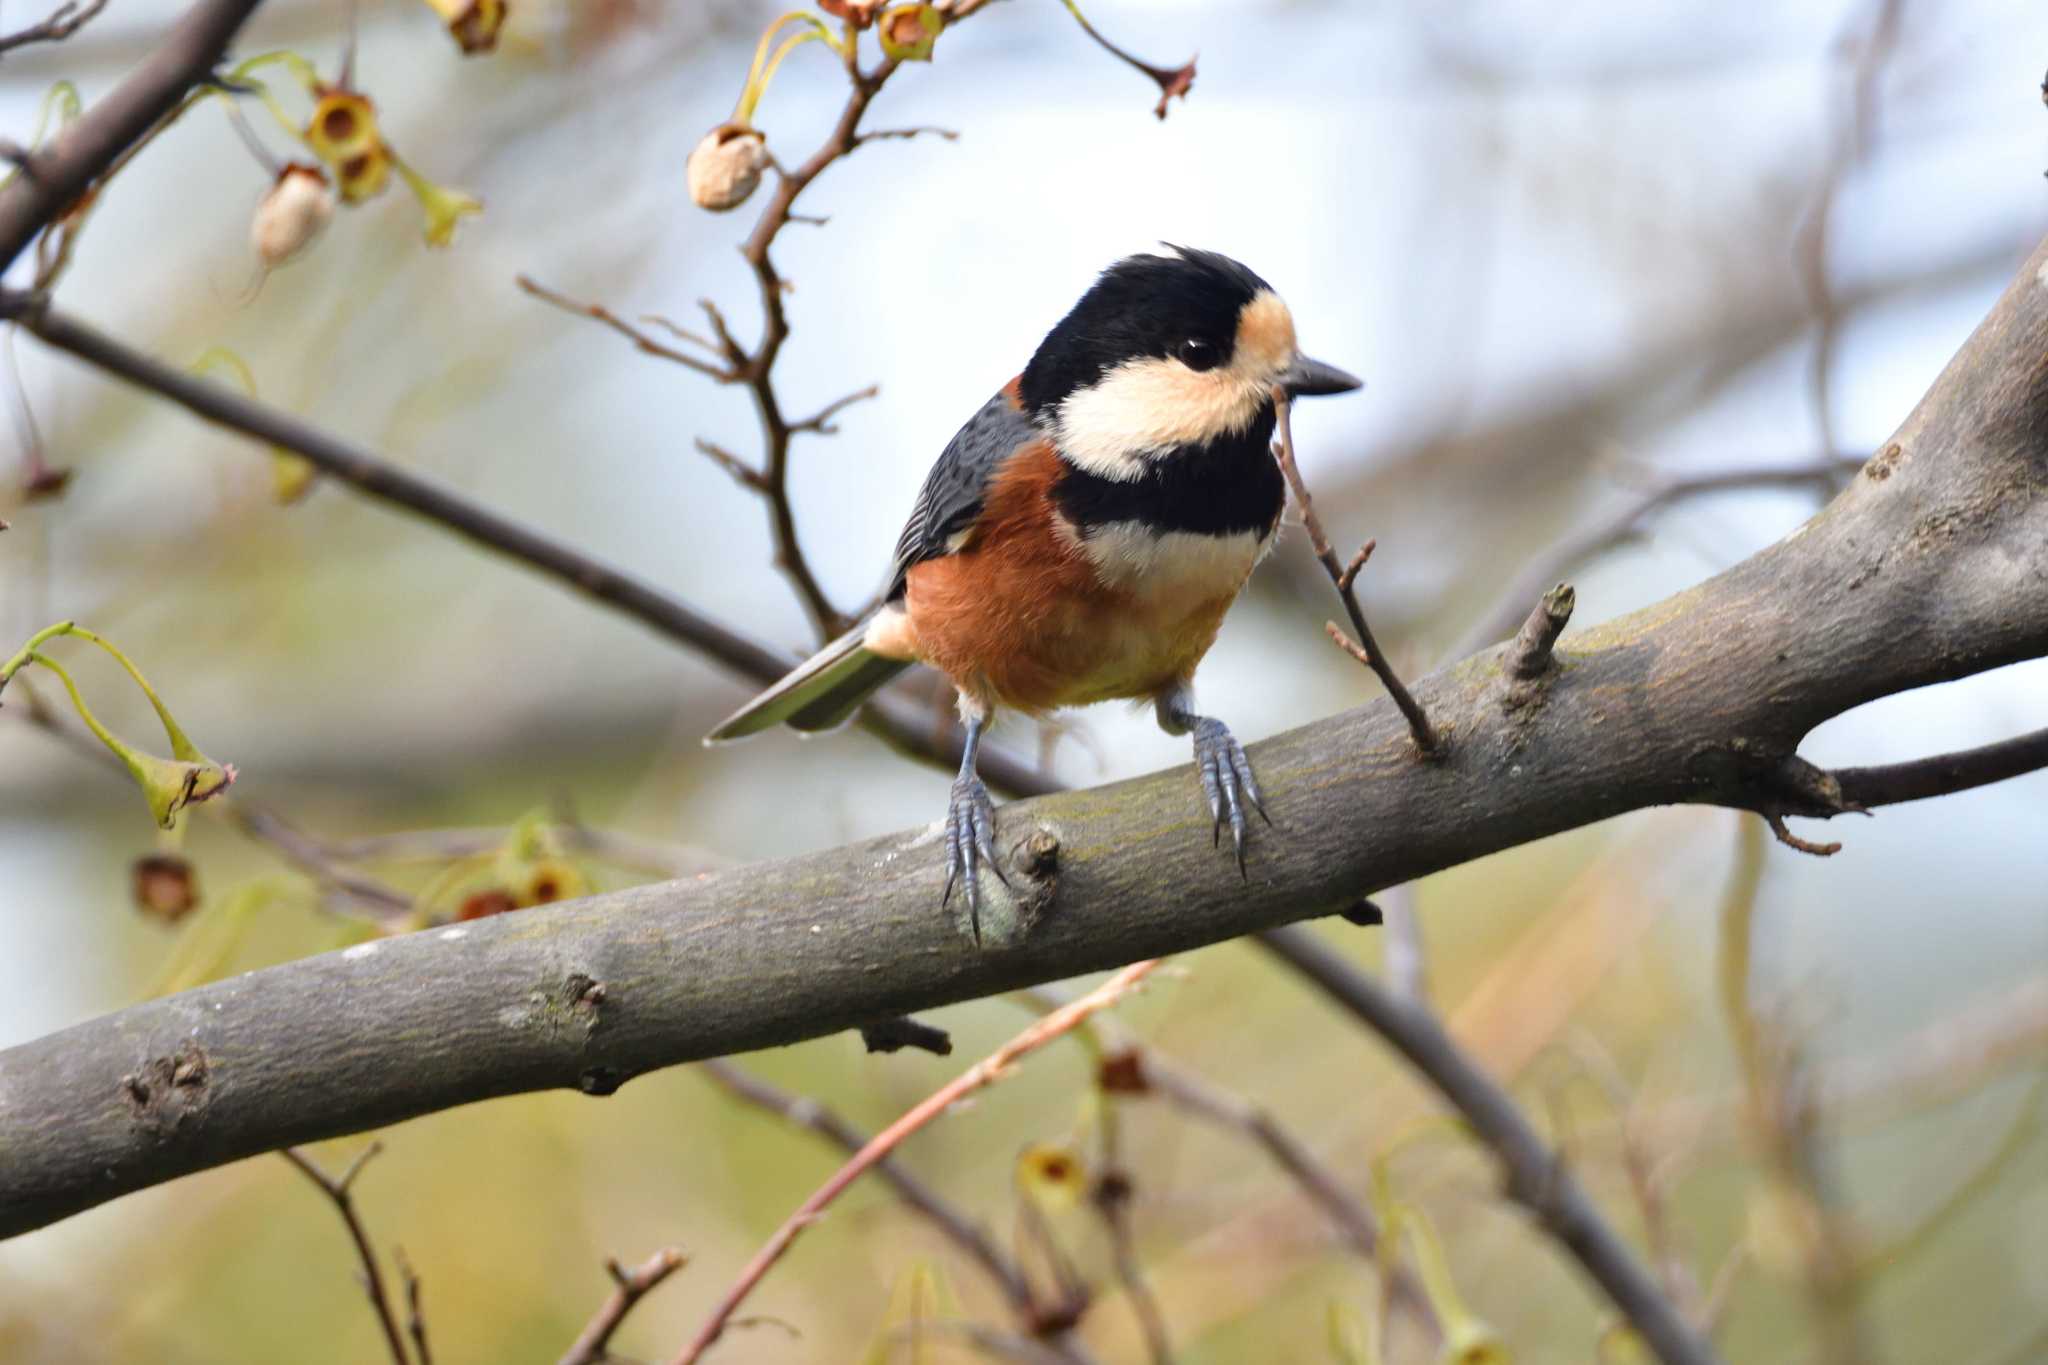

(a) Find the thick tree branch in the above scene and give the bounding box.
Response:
[3,233,2047,1279]
[0,0,263,271]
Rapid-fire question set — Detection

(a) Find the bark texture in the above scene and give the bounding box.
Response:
[3,236,2046,1242]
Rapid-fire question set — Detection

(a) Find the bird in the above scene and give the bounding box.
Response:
[707,245,1362,938]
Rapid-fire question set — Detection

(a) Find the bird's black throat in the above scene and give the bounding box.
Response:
[1050,403,1285,539]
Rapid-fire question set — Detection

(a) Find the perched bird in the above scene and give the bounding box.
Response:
[708,246,1361,934]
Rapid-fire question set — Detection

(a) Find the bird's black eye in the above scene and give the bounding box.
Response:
[1174,337,1221,372]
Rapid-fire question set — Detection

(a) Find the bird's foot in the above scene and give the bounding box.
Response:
[1191,717,1269,875]
[941,771,1007,944]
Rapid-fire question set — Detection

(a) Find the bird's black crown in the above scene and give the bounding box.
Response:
[1018,246,1274,417]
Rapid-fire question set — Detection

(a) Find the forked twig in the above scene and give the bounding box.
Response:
[1271,388,1437,753]
[280,1144,412,1365]
[558,1248,688,1365]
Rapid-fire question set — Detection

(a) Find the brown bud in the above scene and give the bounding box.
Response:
[818,0,883,28]
[251,164,336,268]
[1096,1047,1149,1094]
[456,888,517,920]
[132,853,199,923]
[686,123,767,212]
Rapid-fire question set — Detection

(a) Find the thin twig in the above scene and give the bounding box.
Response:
[517,276,735,382]
[0,0,109,54]
[1054,0,1195,120]
[672,960,1162,1365]
[789,383,880,435]
[1271,387,1437,753]
[280,1144,411,1365]
[0,0,263,271]
[1797,0,1905,463]
[1254,927,1723,1365]
[557,1248,688,1365]
[395,1248,432,1365]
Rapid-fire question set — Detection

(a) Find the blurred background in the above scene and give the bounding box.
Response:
[2,0,2045,1360]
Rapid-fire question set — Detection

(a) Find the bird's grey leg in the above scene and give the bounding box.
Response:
[1157,685,1269,875]
[941,704,1007,943]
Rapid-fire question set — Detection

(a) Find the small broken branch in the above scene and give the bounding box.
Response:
[1506,583,1576,680]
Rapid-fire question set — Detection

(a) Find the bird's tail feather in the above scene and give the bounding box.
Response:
[705,623,912,742]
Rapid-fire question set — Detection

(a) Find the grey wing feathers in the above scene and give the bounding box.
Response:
[885,388,1038,599]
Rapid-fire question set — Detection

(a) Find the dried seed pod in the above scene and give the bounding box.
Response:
[686,123,767,212]
[250,163,336,267]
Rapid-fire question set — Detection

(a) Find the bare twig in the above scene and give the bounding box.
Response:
[558,1248,687,1365]
[1054,0,1195,120]
[1797,0,1906,460]
[517,276,735,382]
[853,124,960,147]
[1254,928,1723,1365]
[1271,388,1437,753]
[395,1248,432,1365]
[0,0,110,55]
[691,436,768,492]
[0,0,264,271]
[672,960,1162,1365]
[280,1144,412,1365]
[789,382,879,435]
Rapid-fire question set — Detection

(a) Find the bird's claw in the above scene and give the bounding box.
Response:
[941,772,1006,944]
[1192,717,1268,876]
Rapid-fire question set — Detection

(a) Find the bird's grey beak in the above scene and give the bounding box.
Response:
[1279,354,1365,398]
